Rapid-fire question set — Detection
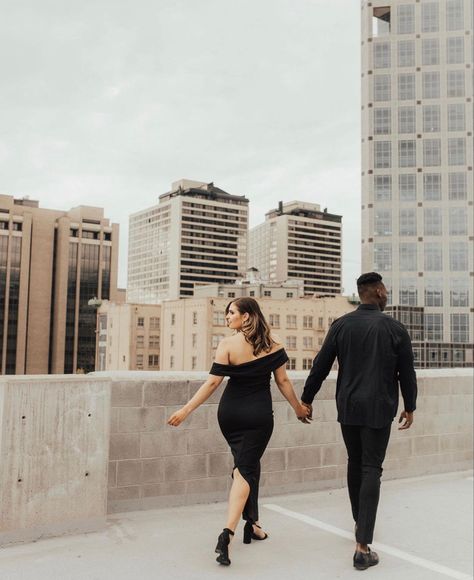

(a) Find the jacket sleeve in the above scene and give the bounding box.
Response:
[397,328,417,412]
[301,324,337,405]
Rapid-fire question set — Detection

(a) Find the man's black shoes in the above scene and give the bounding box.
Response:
[353,547,379,571]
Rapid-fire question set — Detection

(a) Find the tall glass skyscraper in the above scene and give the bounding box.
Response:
[361,0,473,367]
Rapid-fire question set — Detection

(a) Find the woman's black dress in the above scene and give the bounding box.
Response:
[209,348,289,524]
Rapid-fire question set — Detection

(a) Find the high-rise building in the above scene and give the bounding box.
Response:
[127,179,249,303]
[248,201,342,296]
[0,195,119,374]
[361,0,473,367]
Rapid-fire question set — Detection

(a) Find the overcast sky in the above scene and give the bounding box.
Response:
[0,0,361,294]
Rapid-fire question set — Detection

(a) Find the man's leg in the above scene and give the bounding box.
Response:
[340,424,363,524]
[356,424,392,546]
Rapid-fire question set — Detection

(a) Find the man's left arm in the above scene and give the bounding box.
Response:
[301,325,337,407]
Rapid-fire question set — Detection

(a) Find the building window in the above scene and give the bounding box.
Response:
[148,354,159,368]
[171,313,175,325]
[448,138,465,166]
[397,4,415,34]
[287,357,297,371]
[286,292,293,298]
[374,75,391,101]
[450,242,468,271]
[149,335,160,349]
[374,108,391,135]
[399,278,417,305]
[264,290,272,297]
[249,291,255,296]
[398,140,416,167]
[446,0,464,31]
[423,174,442,201]
[447,104,465,132]
[137,317,144,328]
[192,356,197,370]
[422,38,439,66]
[286,315,297,329]
[374,243,392,271]
[447,37,464,64]
[421,2,439,32]
[374,209,392,236]
[136,335,144,348]
[192,312,198,325]
[399,243,417,271]
[398,107,416,134]
[423,105,440,133]
[448,173,467,200]
[213,311,226,325]
[399,174,416,201]
[374,175,392,201]
[303,336,314,349]
[398,40,415,67]
[451,314,469,343]
[373,42,391,68]
[318,317,324,329]
[170,334,174,348]
[447,70,465,97]
[449,208,467,236]
[374,141,391,168]
[136,354,144,369]
[450,278,469,307]
[424,208,443,236]
[303,316,313,329]
[399,208,417,236]
[425,314,443,341]
[302,358,313,371]
[192,333,197,348]
[227,292,235,298]
[422,72,440,99]
[398,73,415,100]
[170,356,174,369]
[150,316,160,330]
[425,278,443,307]
[286,336,297,350]
[269,314,280,328]
[423,139,441,166]
[424,242,442,271]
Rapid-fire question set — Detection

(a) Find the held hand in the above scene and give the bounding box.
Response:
[167,407,190,427]
[296,402,312,424]
[398,410,414,430]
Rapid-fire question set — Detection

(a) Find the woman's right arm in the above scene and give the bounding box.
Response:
[167,340,228,427]
[273,364,311,423]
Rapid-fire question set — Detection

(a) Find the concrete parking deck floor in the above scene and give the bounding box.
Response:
[1,471,472,580]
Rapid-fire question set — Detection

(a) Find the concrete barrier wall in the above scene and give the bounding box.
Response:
[105,369,473,513]
[0,376,111,545]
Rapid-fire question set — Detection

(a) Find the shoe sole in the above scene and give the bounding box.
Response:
[215,549,230,566]
[354,561,379,571]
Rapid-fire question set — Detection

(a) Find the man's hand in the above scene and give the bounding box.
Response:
[398,410,414,430]
[298,401,313,424]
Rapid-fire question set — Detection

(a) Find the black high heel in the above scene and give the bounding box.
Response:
[215,528,234,566]
[243,521,268,544]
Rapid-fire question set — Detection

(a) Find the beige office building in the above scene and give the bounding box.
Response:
[0,195,119,374]
[96,301,161,371]
[361,0,473,366]
[159,294,355,372]
[127,179,249,303]
[248,201,342,297]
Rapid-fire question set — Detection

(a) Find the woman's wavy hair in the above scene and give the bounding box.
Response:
[225,297,275,356]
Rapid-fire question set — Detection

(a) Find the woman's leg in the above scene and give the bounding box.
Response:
[225,468,250,532]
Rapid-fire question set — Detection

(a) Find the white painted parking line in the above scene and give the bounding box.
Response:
[264,503,473,580]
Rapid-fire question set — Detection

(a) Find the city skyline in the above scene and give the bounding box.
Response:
[0,0,361,294]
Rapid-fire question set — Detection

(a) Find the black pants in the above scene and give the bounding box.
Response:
[340,423,392,545]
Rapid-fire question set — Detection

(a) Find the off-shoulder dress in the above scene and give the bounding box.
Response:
[209,348,289,525]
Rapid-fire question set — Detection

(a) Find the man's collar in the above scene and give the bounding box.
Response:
[357,304,380,311]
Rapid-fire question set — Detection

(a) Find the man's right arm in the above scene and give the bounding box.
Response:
[398,327,417,413]
[301,325,337,406]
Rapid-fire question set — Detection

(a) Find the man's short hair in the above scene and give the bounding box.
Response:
[356,272,383,289]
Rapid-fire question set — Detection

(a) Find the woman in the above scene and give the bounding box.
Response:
[167,297,310,566]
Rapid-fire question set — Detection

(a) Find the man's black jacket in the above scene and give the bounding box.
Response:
[301,304,417,428]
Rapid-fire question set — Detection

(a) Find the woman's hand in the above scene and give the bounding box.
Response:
[167,407,191,427]
[296,402,312,424]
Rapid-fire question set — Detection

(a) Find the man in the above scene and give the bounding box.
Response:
[301,272,417,570]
